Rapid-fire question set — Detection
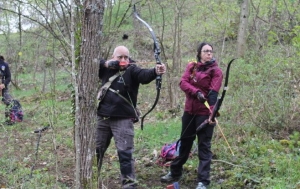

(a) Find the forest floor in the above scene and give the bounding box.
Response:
[0,122,206,189]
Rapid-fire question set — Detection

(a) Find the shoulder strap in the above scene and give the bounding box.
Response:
[102,71,122,89]
[97,71,123,102]
[108,88,131,105]
[189,62,197,80]
[108,88,139,118]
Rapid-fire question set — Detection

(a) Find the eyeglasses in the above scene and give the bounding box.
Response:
[117,55,129,60]
[202,50,214,53]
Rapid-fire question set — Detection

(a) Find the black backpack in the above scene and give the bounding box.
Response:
[6,99,24,123]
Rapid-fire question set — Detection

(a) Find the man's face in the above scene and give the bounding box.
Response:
[113,47,130,69]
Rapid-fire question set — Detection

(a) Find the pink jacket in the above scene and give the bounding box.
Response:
[179,61,223,115]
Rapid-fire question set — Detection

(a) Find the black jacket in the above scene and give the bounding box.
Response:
[0,60,11,87]
[97,60,157,118]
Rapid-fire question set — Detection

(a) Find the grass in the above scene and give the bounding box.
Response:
[0,64,300,189]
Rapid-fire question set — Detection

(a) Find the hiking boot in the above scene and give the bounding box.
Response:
[123,182,137,189]
[196,182,207,189]
[160,172,181,183]
[122,177,137,189]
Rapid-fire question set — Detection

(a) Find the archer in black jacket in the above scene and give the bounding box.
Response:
[95,45,166,189]
[0,56,12,105]
[97,59,156,119]
[0,56,14,125]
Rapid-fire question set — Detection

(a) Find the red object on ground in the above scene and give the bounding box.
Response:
[166,182,180,189]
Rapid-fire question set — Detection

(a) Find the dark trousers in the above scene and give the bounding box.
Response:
[170,112,214,185]
[95,116,136,187]
[2,88,12,105]
[2,88,13,121]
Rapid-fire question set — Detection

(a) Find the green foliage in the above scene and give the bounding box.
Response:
[223,47,299,134]
[0,68,74,188]
[292,25,300,56]
[0,56,299,188]
[209,123,300,189]
[288,131,300,150]
[0,0,300,188]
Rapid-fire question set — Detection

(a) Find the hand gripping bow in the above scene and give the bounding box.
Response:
[196,59,236,132]
[133,5,162,130]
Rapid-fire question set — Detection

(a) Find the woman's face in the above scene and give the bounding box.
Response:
[200,44,213,63]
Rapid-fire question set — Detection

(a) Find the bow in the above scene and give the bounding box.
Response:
[196,58,236,132]
[133,5,162,130]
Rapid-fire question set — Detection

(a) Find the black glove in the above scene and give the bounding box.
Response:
[107,60,120,69]
[197,91,206,103]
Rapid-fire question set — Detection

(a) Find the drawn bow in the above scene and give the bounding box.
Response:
[133,5,162,130]
[196,58,236,132]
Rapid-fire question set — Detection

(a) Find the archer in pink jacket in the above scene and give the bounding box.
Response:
[180,57,223,115]
[161,42,223,189]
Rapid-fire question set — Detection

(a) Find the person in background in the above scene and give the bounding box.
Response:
[160,42,223,189]
[0,55,13,124]
[96,45,166,189]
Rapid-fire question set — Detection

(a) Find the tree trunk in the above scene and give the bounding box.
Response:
[237,0,249,58]
[169,0,185,110]
[74,0,105,188]
[16,4,22,86]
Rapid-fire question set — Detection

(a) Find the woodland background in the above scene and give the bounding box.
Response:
[0,0,300,188]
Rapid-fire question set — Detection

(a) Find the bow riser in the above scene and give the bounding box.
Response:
[196,58,236,132]
[133,5,163,130]
[211,58,235,120]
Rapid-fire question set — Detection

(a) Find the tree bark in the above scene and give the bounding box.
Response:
[237,0,249,58]
[73,0,105,188]
[169,0,185,110]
